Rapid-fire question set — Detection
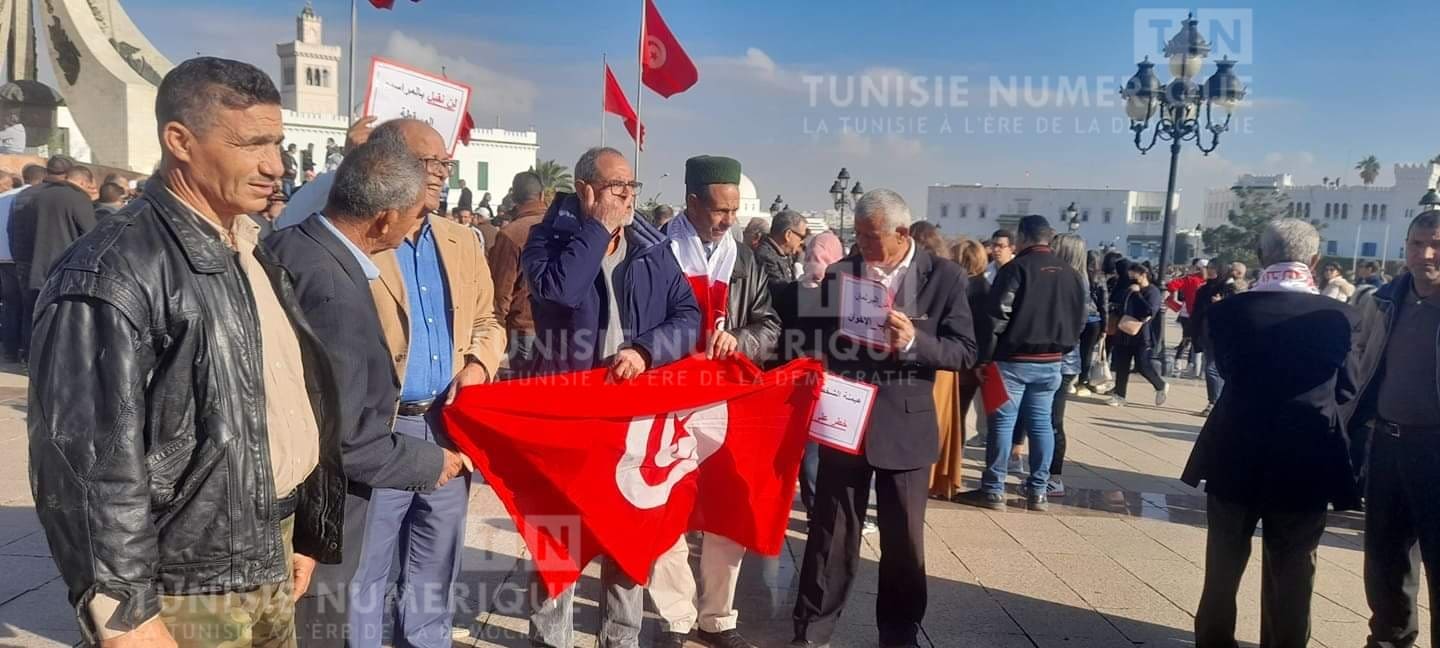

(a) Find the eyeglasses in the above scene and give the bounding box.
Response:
[786,228,808,241]
[419,157,453,175]
[592,180,643,197]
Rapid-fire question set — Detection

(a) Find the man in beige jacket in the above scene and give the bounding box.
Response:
[351,118,506,647]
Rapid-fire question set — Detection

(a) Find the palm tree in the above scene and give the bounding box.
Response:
[1355,155,1381,186]
[530,159,573,202]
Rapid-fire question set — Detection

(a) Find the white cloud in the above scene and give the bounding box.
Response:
[380,31,538,119]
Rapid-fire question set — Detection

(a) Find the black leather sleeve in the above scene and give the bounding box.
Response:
[28,294,162,637]
[733,265,782,362]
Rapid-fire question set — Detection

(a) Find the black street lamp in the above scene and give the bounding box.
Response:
[1065,202,1080,232]
[1120,12,1245,355]
[1421,187,1440,210]
[830,168,864,243]
[770,195,785,215]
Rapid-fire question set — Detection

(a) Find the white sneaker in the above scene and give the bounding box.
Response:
[1065,382,1077,395]
[1074,384,1092,397]
[1155,383,1170,407]
[1108,395,1126,407]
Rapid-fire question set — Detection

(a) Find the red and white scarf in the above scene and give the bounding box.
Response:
[1252,262,1319,294]
[667,214,737,345]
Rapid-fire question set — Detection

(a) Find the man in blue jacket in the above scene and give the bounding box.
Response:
[520,145,700,648]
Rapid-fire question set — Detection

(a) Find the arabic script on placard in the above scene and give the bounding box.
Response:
[839,274,892,349]
[366,58,473,154]
[810,374,877,455]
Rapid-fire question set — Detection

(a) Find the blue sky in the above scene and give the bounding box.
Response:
[112,0,1440,214]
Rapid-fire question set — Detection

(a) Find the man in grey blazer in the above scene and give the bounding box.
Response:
[268,137,467,646]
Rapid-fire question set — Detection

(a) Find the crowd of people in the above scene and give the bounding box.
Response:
[16,56,1440,648]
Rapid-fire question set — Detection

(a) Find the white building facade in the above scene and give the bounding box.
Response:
[925,185,1184,261]
[1203,163,1440,263]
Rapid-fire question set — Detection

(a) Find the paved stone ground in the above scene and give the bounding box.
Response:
[0,362,1429,647]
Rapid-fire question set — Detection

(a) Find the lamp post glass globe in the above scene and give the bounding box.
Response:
[1421,188,1440,208]
[851,181,864,198]
[1164,14,1211,80]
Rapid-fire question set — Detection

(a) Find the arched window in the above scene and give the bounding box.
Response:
[306,68,314,86]
[321,69,330,87]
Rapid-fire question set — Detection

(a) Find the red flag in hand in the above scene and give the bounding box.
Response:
[369,0,421,8]
[641,0,698,97]
[442,356,822,598]
[604,64,645,149]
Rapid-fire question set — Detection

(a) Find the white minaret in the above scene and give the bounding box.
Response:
[276,2,341,115]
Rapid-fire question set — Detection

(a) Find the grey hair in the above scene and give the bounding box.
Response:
[1258,218,1320,266]
[853,188,912,229]
[770,209,807,238]
[325,137,426,223]
[575,146,625,184]
[1051,233,1087,276]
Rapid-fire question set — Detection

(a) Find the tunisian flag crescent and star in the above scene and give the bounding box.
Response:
[444,356,821,599]
[641,0,698,97]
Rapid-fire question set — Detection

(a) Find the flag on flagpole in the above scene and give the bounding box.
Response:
[458,111,475,146]
[368,0,419,8]
[641,0,698,98]
[443,356,822,598]
[604,63,645,149]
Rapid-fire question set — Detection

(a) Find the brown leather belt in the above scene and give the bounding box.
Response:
[397,399,435,417]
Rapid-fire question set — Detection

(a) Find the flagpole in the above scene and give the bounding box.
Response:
[634,0,644,181]
[347,0,357,120]
[601,53,607,148]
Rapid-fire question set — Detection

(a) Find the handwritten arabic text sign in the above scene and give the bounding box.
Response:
[363,57,472,154]
[839,274,893,350]
[809,373,877,455]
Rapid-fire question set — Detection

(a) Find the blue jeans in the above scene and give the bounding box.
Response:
[1202,349,1225,404]
[983,361,1062,495]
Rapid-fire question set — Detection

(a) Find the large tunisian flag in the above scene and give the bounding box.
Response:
[641,0,699,97]
[444,356,822,599]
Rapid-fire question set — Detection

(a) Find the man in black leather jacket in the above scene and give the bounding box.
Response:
[650,155,781,648]
[27,57,344,647]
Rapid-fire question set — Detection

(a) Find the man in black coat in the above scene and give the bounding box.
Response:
[792,189,975,648]
[28,164,98,292]
[1182,219,1361,648]
[267,138,468,646]
[754,208,808,290]
[1346,210,1440,648]
[957,214,1086,512]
